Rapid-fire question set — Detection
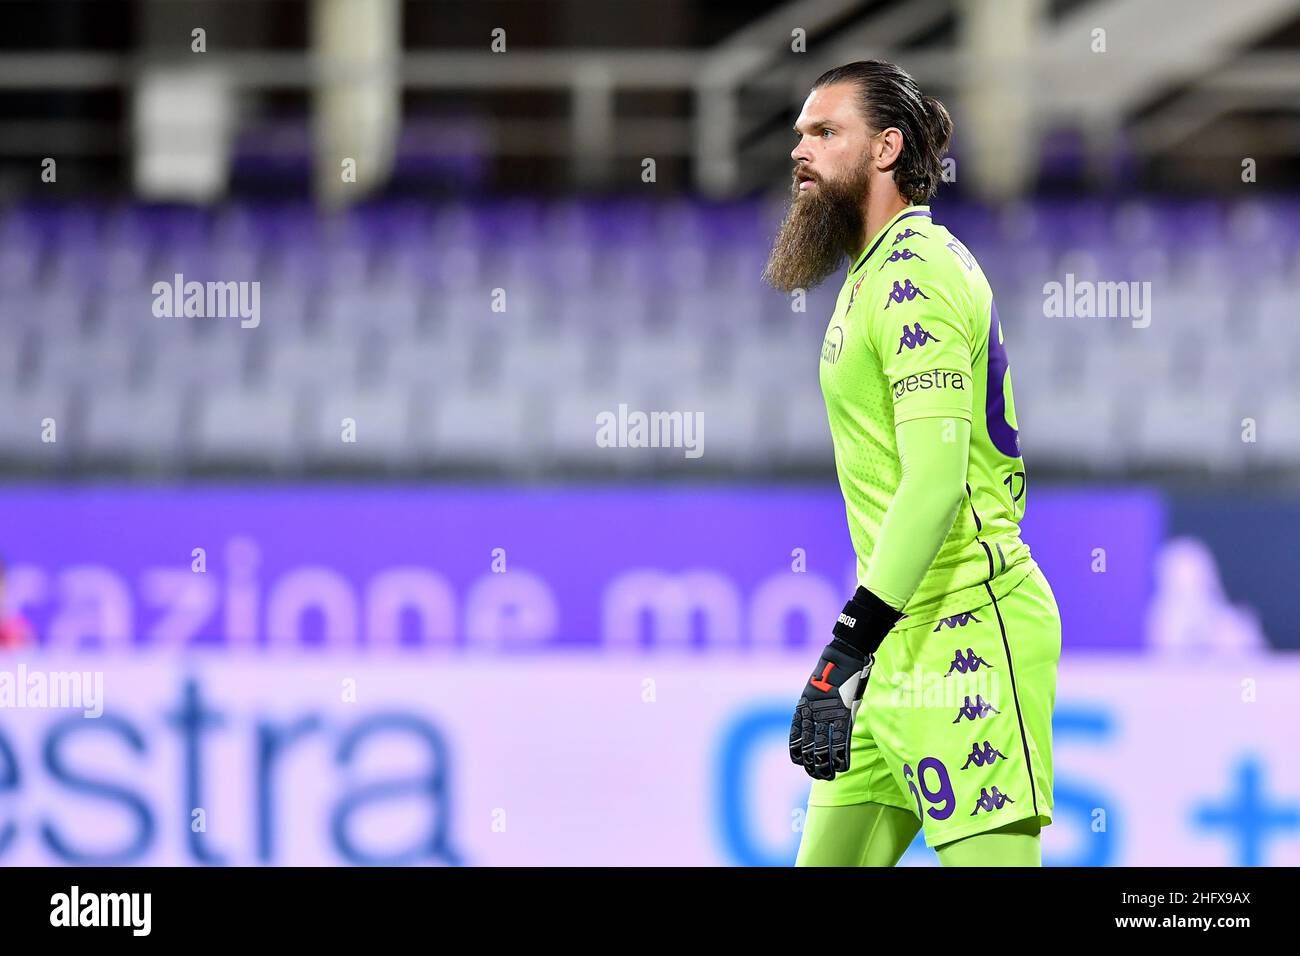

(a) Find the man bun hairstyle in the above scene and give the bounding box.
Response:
[812,60,953,205]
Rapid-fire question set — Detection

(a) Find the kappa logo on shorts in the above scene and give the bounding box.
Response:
[970,786,1015,816]
[933,612,981,630]
[952,695,999,723]
[944,647,992,676]
[961,741,1008,769]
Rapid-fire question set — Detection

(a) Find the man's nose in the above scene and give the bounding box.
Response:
[791,137,812,164]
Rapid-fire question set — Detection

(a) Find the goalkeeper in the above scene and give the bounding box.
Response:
[765,61,1062,867]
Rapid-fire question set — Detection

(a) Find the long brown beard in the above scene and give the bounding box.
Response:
[763,159,871,293]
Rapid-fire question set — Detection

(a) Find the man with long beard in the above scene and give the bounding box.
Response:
[770,61,1062,867]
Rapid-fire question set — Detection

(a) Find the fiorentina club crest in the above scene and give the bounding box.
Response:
[846,273,867,311]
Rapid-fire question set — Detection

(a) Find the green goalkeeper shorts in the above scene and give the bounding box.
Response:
[807,562,1062,849]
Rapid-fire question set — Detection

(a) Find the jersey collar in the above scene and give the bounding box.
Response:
[847,205,932,276]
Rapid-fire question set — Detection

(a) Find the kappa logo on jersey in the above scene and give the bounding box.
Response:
[933,612,982,631]
[970,786,1015,815]
[879,248,926,270]
[885,280,929,311]
[894,320,939,353]
[945,647,992,676]
[892,227,927,245]
[821,325,844,364]
[952,694,999,723]
[961,741,1008,769]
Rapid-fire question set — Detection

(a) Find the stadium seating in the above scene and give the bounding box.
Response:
[0,197,1294,475]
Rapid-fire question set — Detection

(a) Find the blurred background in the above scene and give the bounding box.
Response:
[0,0,1296,866]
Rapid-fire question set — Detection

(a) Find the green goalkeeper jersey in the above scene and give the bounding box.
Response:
[818,204,1037,631]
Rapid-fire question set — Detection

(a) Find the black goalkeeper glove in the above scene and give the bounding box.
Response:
[789,586,903,780]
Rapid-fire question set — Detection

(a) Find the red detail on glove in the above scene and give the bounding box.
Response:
[810,661,835,692]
